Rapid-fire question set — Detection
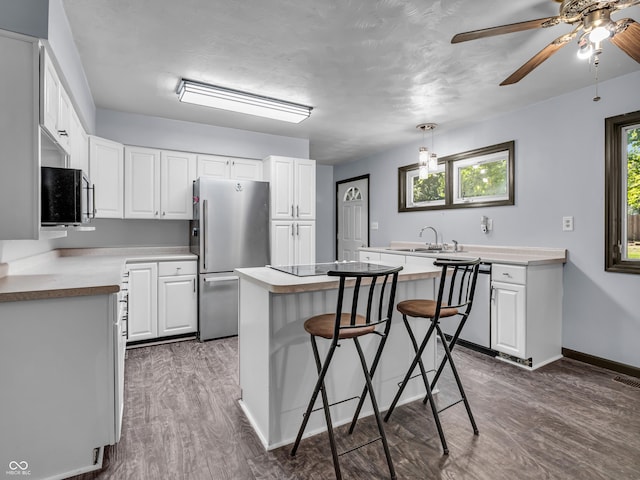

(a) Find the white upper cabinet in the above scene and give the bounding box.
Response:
[68,109,88,175]
[197,154,263,181]
[41,48,71,153]
[125,146,195,220]
[263,156,316,220]
[160,150,196,220]
[124,146,159,219]
[0,31,40,240]
[89,136,124,219]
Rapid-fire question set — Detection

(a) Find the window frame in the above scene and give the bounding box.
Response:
[605,110,640,274]
[398,141,515,212]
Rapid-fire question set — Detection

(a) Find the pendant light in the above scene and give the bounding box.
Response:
[417,123,438,179]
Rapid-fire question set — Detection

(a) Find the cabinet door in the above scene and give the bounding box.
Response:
[160,151,196,220]
[89,136,124,218]
[57,86,71,151]
[68,110,88,175]
[359,251,381,262]
[295,221,316,265]
[231,158,263,180]
[124,146,159,219]
[294,159,316,219]
[158,274,197,337]
[126,263,158,342]
[41,50,60,140]
[271,221,295,266]
[490,281,526,358]
[197,154,230,179]
[270,157,295,219]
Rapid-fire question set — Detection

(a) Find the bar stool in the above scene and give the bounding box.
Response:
[290,264,403,480]
[384,258,481,455]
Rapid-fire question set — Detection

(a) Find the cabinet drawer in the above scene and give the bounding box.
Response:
[158,261,197,277]
[492,264,526,284]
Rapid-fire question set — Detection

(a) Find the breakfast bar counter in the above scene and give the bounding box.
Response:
[235,262,442,450]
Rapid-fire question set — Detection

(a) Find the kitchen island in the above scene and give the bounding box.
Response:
[235,262,442,450]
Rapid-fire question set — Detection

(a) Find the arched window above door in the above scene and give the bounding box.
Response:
[343,186,362,202]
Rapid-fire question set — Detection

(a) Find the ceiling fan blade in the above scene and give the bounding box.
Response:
[611,19,640,63]
[500,30,579,85]
[451,16,560,44]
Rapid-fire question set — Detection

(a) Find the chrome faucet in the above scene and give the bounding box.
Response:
[452,239,459,252]
[419,226,440,248]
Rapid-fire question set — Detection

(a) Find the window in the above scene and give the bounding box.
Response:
[343,186,363,201]
[605,110,640,274]
[398,141,514,212]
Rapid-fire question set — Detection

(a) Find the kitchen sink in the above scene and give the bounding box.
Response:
[385,247,440,253]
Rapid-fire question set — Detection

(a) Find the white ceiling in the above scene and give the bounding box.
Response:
[62,0,640,164]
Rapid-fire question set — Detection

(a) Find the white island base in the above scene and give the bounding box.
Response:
[236,263,442,450]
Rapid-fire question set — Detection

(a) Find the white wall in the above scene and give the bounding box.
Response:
[96,109,309,160]
[316,164,335,262]
[334,71,640,369]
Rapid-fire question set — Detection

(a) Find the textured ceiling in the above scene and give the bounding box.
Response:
[62,0,640,164]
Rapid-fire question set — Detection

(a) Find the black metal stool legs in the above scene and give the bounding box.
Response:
[353,337,397,480]
[291,336,341,478]
[431,324,478,436]
[384,316,450,454]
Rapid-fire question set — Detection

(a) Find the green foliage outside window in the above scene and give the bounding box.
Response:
[628,128,640,215]
[459,159,507,199]
[627,127,640,259]
[412,172,445,204]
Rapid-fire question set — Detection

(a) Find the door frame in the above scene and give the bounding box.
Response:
[335,174,370,260]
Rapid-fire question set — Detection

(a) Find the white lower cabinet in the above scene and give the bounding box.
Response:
[490,263,563,369]
[271,221,315,265]
[127,260,197,343]
[158,267,198,337]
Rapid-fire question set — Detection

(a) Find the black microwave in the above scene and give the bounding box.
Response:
[41,167,95,226]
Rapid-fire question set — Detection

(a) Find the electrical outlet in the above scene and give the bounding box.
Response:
[562,216,574,231]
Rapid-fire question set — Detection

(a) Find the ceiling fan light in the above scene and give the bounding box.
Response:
[589,26,611,43]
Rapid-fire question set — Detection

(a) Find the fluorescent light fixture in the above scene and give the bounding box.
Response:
[176,79,312,123]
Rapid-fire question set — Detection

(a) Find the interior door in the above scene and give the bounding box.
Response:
[336,176,369,261]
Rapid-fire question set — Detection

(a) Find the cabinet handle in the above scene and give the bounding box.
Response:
[155,211,159,216]
[296,223,299,236]
[291,224,294,237]
[162,211,166,216]
[91,184,97,218]
[502,272,511,277]
[296,205,299,217]
[193,278,196,292]
[491,287,496,303]
[291,205,294,217]
[58,130,68,137]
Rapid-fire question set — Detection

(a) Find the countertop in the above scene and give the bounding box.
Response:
[0,247,197,303]
[236,261,442,294]
[361,242,567,266]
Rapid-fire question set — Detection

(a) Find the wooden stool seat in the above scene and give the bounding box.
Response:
[304,313,372,339]
[397,299,458,319]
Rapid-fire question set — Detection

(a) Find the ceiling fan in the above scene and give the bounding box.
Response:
[451,0,640,85]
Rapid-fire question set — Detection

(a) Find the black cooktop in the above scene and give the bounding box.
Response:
[269,261,396,277]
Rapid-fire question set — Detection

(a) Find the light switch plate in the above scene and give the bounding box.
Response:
[562,216,574,231]
[371,221,379,230]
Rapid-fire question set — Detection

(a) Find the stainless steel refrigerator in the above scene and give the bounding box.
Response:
[190,177,270,340]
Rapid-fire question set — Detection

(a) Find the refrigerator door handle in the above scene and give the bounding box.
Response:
[204,275,239,283]
[202,199,208,271]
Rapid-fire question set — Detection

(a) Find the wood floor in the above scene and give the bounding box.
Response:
[71,338,640,480]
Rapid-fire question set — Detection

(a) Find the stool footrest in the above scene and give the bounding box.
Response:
[306,395,360,416]
[398,369,436,387]
[339,436,382,457]
[437,398,463,414]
